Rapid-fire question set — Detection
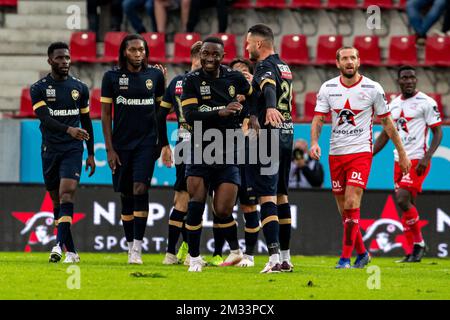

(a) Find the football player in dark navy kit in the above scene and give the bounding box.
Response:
[101,34,166,265]
[30,42,96,264]
[160,41,203,266]
[246,24,295,273]
[180,37,257,272]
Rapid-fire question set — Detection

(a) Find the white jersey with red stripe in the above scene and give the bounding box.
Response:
[389,91,442,161]
[315,75,390,155]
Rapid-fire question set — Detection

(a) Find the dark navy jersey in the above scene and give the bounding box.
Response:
[181,65,253,131]
[161,74,191,142]
[101,66,165,150]
[253,54,294,146]
[30,74,89,152]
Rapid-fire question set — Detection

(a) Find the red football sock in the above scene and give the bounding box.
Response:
[403,206,423,244]
[402,224,414,255]
[354,227,366,255]
[342,208,360,259]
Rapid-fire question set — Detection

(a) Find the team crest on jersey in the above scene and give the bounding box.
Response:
[228,85,236,97]
[396,110,412,133]
[175,80,183,95]
[146,79,153,90]
[333,99,362,126]
[71,89,80,100]
[278,64,292,80]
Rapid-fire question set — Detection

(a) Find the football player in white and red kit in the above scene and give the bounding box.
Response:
[310,47,411,269]
[373,66,443,263]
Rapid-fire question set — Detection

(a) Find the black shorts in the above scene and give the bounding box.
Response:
[174,163,187,192]
[41,146,83,191]
[238,165,257,206]
[185,164,241,191]
[249,145,293,197]
[112,143,156,193]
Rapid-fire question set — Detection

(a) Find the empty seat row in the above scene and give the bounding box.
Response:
[233,0,406,9]
[0,0,17,6]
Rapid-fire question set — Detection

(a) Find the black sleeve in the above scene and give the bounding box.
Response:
[254,63,277,110]
[156,106,170,147]
[301,160,324,187]
[35,106,69,133]
[262,84,277,109]
[80,113,94,155]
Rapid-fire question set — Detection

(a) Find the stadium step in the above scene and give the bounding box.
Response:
[18,1,86,16]
[0,85,23,98]
[0,70,41,85]
[4,14,87,29]
[0,42,51,55]
[0,97,20,111]
[0,29,72,43]
[0,56,48,71]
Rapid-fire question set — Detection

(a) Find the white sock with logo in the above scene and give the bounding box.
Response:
[269,253,280,265]
[281,249,291,263]
[133,240,142,252]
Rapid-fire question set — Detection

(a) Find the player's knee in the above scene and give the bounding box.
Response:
[344,197,358,209]
[396,194,411,211]
[213,204,232,219]
[133,183,148,195]
[186,201,204,227]
[59,190,74,203]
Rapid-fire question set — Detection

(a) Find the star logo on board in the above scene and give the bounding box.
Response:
[360,195,428,254]
[11,192,85,252]
[396,109,413,134]
[333,99,362,126]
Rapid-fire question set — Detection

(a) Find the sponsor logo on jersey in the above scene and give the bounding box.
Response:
[278,64,292,80]
[48,107,79,116]
[200,85,211,96]
[71,89,80,100]
[198,104,225,112]
[119,75,129,86]
[46,87,56,98]
[175,80,183,95]
[116,96,154,106]
[333,99,362,126]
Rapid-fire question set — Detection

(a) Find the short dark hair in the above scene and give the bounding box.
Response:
[118,34,149,69]
[190,41,203,58]
[202,37,224,47]
[398,65,416,78]
[47,42,69,57]
[229,58,254,74]
[336,46,359,60]
[247,24,274,44]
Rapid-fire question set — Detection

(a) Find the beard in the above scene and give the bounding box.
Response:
[341,66,358,78]
[249,50,259,62]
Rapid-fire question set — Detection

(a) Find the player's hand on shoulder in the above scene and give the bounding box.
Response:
[154,64,167,78]
[309,143,321,160]
[265,108,285,127]
[219,102,243,117]
[107,148,121,174]
[86,155,96,177]
[242,71,253,84]
[67,127,89,141]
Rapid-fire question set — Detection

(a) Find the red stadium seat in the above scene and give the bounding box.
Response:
[327,0,359,9]
[16,88,35,118]
[290,0,322,9]
[243,36,250,59]
[232,0,253,9]
[425,36,450,66]
[0,0,17,7]
[397,0,407,9]
[167,112,177,121]
[388,35,417,66]
[70,32,97,63]
[212,33,237,64]
[142,32,167,63]
[171,33,201,64]
[255,0,286,9]
[291,91,298,121]
[385,92,399,103]
[315,35,343,65]
[303,92,317,121]
[353,35,381,66]
[280,34,309,65]
[99,32,128,63]
[89,88,102,119]
[362,0,394,9]
[426,93,445,118]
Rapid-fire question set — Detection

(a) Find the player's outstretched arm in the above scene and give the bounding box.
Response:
[381,116,411,173]
[373,130,390,156]
[310,115,325,160]
[416,125,443,176]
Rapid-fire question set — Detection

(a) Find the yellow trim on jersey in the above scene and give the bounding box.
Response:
[168,220,183,228]
[260,79,276,90]
[32,100,46,111]
[156,96,163,102]
[100,97,113,103]
[121,215,134,221]
[261,215,278,227]
[246,86,253,96]
[181,98,198,107]
[134,211,149,218]
[279,218,292,225]
[160,101,172,109]
[80,106,90,114]
[186,223,202,231]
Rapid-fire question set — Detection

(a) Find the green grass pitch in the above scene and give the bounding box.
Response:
[0,253,449,300]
